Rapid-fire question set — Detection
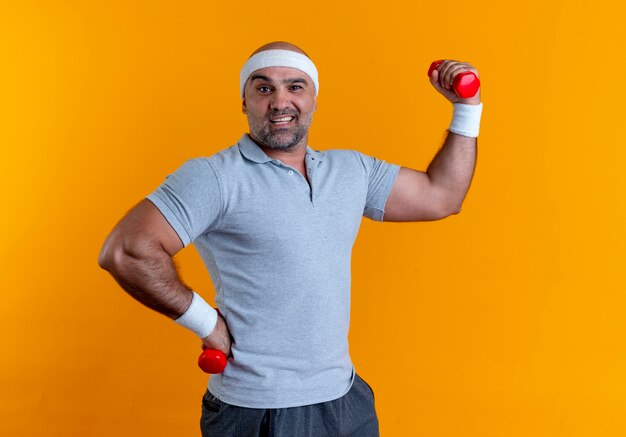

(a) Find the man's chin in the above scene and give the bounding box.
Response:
[268,124,297,134]
[265,141,299,151]
[262,131,303,150]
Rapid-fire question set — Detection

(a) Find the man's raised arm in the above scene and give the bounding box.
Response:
[383,59,483,222]
[384,131,477,221]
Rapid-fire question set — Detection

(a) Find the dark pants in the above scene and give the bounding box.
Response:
[200,373,379,437]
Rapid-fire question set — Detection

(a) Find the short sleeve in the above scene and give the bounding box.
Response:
[352,151,402,221]
[145,158,222,248]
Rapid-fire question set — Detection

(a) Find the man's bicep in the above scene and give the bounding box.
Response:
[139,198,185,256]
[383,167,451,222]
[110,198,185,258]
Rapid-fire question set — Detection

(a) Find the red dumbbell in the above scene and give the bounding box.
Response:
[428,60,480,98]
[197,307,228,374]
[198,345,227,374]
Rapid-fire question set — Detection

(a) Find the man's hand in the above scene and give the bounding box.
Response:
[201,312,233,358]
[429,60,481,105]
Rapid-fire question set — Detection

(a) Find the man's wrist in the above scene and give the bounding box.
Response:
[174,291,218,338]
[449,102,483,138]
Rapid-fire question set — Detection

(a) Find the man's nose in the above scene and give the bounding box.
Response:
[269,88,291,110]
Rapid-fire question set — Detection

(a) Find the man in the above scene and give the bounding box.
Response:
[98,41,482,436]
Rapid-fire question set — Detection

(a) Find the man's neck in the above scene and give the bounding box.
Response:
[249,133,308,165]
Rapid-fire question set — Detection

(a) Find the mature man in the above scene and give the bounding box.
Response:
[98,41,482,436]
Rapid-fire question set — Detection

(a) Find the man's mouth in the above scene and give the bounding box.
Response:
[270,116,296,125]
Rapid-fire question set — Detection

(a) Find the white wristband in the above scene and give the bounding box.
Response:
[449,102,483,138]
[174,291,218,339]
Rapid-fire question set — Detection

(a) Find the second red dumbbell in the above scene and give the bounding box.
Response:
[198,345,227,374]
[428,60,480,98]
[197,307,228,374]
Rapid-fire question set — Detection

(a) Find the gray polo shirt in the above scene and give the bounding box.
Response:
[146,133,401,408]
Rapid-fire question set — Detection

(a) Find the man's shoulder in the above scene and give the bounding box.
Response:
[184,142,242,168]
[207,142,241,161]
[315,147,363,160]
[319,148,375,166]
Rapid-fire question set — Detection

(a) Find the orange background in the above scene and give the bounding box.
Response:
[1,0,625,435]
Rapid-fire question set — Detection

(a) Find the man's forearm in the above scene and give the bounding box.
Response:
[426,130,477,213]
[102,246,193,320]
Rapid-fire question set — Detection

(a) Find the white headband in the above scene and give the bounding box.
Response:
[240,49,319,98]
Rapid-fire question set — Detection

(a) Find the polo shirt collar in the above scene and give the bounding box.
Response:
[306,145,325,162]
[238,134,326,164]
[238,134,271,163]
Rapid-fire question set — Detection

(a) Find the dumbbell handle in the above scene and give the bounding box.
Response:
[428,60,480,98]
[197,308,228,374]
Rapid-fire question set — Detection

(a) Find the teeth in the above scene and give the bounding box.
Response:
[271,116,294,123]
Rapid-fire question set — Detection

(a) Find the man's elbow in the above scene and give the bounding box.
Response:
[442,191,465,217]
[441,201,462,218]
[98,240,122,272]
[99,234,165,272]
[449,204,462,216]
[98,235,134,272]
[431,187,463,219]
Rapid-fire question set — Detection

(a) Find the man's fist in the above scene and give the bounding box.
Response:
[429,59,481,105]
[201,311,232,358]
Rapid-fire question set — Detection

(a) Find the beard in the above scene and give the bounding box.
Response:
[249,109,314,151]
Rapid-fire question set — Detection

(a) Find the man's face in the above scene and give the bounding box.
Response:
[243,66,317,151]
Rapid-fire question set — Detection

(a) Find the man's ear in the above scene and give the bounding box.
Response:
[242,97,247,114]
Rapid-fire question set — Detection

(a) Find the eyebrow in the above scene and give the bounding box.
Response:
[249,74,308,86]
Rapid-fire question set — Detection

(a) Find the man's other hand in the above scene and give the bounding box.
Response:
[201,312,233,358]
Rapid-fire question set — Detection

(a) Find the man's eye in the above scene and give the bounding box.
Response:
[290,85,303,91]
[258,86,271,93]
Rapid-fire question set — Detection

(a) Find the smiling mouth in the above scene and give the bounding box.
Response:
[270,116,296,125]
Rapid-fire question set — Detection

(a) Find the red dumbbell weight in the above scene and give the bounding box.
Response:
[197,307,228,374]
[428,60,480,98]
[198,345,227,374]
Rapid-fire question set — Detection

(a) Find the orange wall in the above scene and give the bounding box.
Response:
[1,0,625,435]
